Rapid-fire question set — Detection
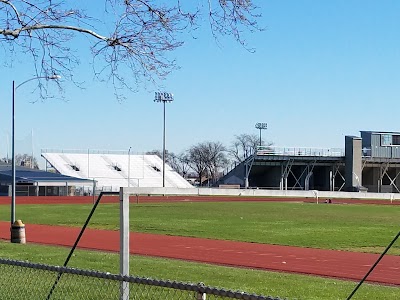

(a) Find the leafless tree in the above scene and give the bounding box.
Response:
[229,133,274,163]
[188,141,228,185]
[188,143,208,185]
[204,141,228,182]
[229,133,259,163]
[0,0,263,101]
[146,149,190,177]
[168,152,191,178]
[146,149,163,159]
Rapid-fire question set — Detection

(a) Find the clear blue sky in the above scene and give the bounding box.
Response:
[1,1,400,167]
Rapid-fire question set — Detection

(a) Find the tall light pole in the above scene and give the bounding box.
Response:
[154,92,174,188]
[255,122,268,147]
[11,75,60,229]
[127,147,132,187]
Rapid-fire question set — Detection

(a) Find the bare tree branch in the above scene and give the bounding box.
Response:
[0,0,23,25]
[0,0,263,101]
[0,24,109,40]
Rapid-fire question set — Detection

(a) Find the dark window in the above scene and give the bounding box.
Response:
[152,166,161,172]
[393,135,400,145]
[70,165,80,171]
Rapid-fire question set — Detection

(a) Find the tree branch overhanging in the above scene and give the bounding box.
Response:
[0,0,263,101]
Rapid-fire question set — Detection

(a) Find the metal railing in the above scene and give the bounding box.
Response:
[41,149,144,155]
[256,146,345,157]
[0,258,284,300]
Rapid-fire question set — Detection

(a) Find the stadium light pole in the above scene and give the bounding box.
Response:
[11,75,60,230]
[255,122,268,147]
[154,92,174,188]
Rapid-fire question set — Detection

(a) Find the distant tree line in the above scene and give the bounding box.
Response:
[147,133,272,186]
[1,154,39,169]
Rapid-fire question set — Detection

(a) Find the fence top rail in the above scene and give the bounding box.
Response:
[0,258,282,300]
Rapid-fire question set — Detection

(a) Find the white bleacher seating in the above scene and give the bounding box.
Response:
[42,151,193,191]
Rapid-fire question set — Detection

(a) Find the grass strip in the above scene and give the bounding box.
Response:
[0,241,399,300]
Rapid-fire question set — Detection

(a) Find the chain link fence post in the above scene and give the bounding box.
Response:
[196,282,206,300]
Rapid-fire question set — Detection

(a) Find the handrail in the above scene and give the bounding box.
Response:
[256,146,345,157]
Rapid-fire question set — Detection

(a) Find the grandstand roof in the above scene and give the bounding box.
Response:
[41,150,193,191]
[0,163,93,186]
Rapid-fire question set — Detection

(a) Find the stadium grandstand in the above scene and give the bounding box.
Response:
[41,150,193,193]
[219,131,400,193]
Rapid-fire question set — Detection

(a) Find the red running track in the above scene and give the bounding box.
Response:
[0,222,399,286]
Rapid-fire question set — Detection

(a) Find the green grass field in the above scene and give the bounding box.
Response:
[0,201,399,299]
[0,201,399,253]
[1,241,399,300]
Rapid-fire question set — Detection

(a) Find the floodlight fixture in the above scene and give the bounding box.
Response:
[154,92,174,103]
[255,122,268,146]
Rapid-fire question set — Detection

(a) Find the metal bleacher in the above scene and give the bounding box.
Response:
[41,150,193,191]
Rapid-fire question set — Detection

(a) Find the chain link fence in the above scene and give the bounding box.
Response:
[0,258,286,300]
